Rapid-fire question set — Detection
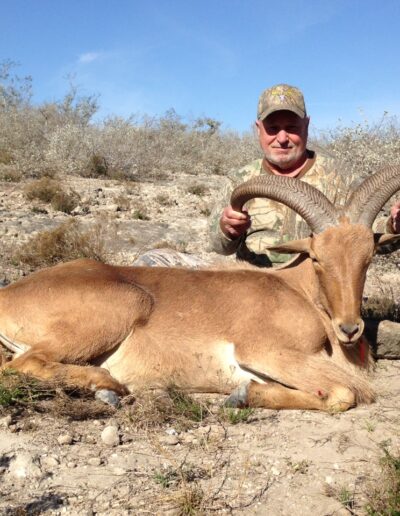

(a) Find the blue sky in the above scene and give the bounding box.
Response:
[2,0,400,133]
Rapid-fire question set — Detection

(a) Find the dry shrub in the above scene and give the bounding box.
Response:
[13,219,106,268]
[187,183,208,196]
[24,177,62,202]
[1,63,260,181]
[82,153,109,178]
[113,193,131,211]
[315,113,400,190]
[156,193,173,207]
[4,61,400,190]
[0,165,21,182]
[50,190,80,214]
[24,178,79,212]
[159,483,205,516]
[0,148,13,164]
[132,205,150,220]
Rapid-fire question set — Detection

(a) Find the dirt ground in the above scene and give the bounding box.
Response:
[0,173,399,515]
[0,360,399,515]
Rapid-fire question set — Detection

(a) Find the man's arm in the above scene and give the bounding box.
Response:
[208,160,264,255]
[208,178,250,255]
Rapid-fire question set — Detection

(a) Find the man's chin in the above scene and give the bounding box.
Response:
[267,154,298,169]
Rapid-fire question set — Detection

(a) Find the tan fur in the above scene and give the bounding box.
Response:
[0,221,379,411]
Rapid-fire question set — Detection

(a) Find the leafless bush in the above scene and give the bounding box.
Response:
[13,219,106,268]
[3,61,400,186]
[315,113,400,189]
[1,64,260,181]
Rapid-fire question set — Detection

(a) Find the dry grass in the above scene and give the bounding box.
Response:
[121,387,211,433]
[364,447,400,515]
[0,369,115,422]
[0,369,56,408]
[13,219,106,268]
[187,184,208,196]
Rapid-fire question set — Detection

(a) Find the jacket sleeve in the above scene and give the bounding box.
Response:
[208,175,242,255]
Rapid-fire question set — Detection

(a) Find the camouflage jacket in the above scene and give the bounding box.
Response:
[209,151,394,267]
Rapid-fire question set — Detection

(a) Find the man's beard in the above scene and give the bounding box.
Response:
[265,147,303,170]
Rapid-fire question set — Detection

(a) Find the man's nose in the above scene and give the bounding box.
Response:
[276,130,289,144]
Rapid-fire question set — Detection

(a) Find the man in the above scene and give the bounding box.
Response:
[209,84,400,266]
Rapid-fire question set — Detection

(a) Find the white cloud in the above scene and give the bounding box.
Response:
[78,52,103,64]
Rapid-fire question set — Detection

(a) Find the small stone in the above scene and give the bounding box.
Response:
[165,428,179,436]
[67,462,76,468]
[57,434,73,445]
[41,456,60,468]
[196,425,211,435]
[88,457,102,466]
[112,467,126,476]
[162,435,180,446]
[325,475,334,484]
[271,466,280,476]
[0,415,12,427]
[101,426,120,446]
[9,453,42,479]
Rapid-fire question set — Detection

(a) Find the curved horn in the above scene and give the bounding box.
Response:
[344,165,400,227]
[230,175,337,234]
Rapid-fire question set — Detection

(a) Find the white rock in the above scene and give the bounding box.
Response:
[271,466,280,476]
[165,428,179,436]
[41,456,60,468]
[0,415,12,427]
[88,457,102,466]
[9,453,42,479]
[162,435,179,446]
[101,426,120,446]
[112,467,126,476]
[57,434,73,445]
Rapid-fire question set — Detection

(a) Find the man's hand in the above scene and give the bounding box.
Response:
[220,206,251,239]
[390,201,400,233]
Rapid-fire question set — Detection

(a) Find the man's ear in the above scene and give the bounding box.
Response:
[374,233,400,254]
[266,237,311,255]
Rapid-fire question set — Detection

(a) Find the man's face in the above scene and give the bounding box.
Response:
[256,110,309,170]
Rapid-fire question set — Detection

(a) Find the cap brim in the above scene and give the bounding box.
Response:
[258,106,306,120]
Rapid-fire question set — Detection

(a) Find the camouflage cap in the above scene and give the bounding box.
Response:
[257,84,307,120]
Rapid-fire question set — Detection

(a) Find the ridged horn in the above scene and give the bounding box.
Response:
[344,165,400,227]
[230,175,338,234]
